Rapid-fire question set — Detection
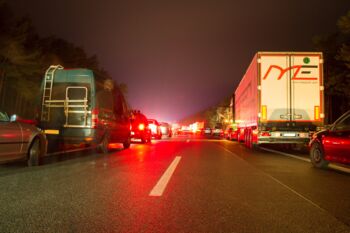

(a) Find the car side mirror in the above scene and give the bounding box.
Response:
[10,114,17,122]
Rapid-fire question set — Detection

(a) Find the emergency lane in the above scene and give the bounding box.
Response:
[219,140,350,229]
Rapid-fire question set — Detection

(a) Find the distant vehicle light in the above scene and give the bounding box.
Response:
[160,126,167,134]
[149,123,157,133]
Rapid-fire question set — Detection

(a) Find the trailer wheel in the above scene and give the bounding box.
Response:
[27,138,41,166]
[310,142,328,168]
[247,130,253,149]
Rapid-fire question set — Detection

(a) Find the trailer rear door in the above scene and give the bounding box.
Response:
[259,53,323,123]
[290,54,323,122]
[260,54,291,122]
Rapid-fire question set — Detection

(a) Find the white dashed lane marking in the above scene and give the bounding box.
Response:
[149,156,182,197]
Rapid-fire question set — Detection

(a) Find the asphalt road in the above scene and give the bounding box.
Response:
[1,136,350,233]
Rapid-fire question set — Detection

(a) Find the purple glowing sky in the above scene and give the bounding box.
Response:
[9,0,350,122]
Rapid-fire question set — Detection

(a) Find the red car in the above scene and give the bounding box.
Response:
[130,111,151,143]
[309,110,350,168]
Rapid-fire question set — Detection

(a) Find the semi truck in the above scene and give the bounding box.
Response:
[235,52,324,148]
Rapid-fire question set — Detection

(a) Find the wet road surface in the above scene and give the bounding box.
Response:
[1,137,350,232]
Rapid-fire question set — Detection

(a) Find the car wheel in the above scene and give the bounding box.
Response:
[310,142,328,168]
[141,137,146,143]
[147,135,152,143]
[28,138,41,166]
[98,135,110,154]
[123,137,131,149]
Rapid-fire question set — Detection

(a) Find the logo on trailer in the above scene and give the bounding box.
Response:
[262,57,318,81]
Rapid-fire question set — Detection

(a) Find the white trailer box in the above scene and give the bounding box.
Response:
[235,52,324,148]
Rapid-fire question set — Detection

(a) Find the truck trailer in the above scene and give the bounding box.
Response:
[235,52,324,148]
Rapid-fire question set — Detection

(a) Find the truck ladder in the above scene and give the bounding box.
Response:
[40,65,64,121]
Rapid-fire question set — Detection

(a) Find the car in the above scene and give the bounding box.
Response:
[203,128,212,135]
[130,111,151,143]
[224,127,233,140]
[160,122,172,137]
[148,119,162,139]
[224,125,238,140]
[212,126,224,137]
[0,111,47,166]
[309,110,350,168]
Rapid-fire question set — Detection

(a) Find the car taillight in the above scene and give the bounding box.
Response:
[92,108,99,129]
[139,123,145,130]
[260,131,271,137]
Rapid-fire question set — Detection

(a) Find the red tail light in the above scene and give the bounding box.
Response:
[92,108,99,129]
[138,123,145,130]
[260,131,271,137]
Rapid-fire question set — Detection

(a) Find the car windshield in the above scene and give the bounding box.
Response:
[334,114,350,131]
[0,111,9,122]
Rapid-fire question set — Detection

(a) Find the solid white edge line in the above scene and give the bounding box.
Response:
[260,147,350,174]
[47,147,95,156]
[260,147,311,162]
[149,156,182,197]
[218,146,325,212]
[328,164,350,174]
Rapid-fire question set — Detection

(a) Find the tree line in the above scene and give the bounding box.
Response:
[313,10,350,122]
[0,1,121,118]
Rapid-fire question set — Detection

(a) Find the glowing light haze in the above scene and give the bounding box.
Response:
[9,0,350,122]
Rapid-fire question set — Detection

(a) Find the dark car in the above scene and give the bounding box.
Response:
[0,111,47,166]
[160,122,172,138]
[148,119,162,139]
[130,111,151,143]
[309,110,350,168]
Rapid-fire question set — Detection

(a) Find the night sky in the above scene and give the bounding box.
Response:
[8,0,350,122]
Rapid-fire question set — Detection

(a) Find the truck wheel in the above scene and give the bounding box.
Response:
[310,142,328,168]
[123,137,131,149]
[28,138,41,166]
[248,131,253,149]
[98,135,110,154]
[246,131,253,149]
